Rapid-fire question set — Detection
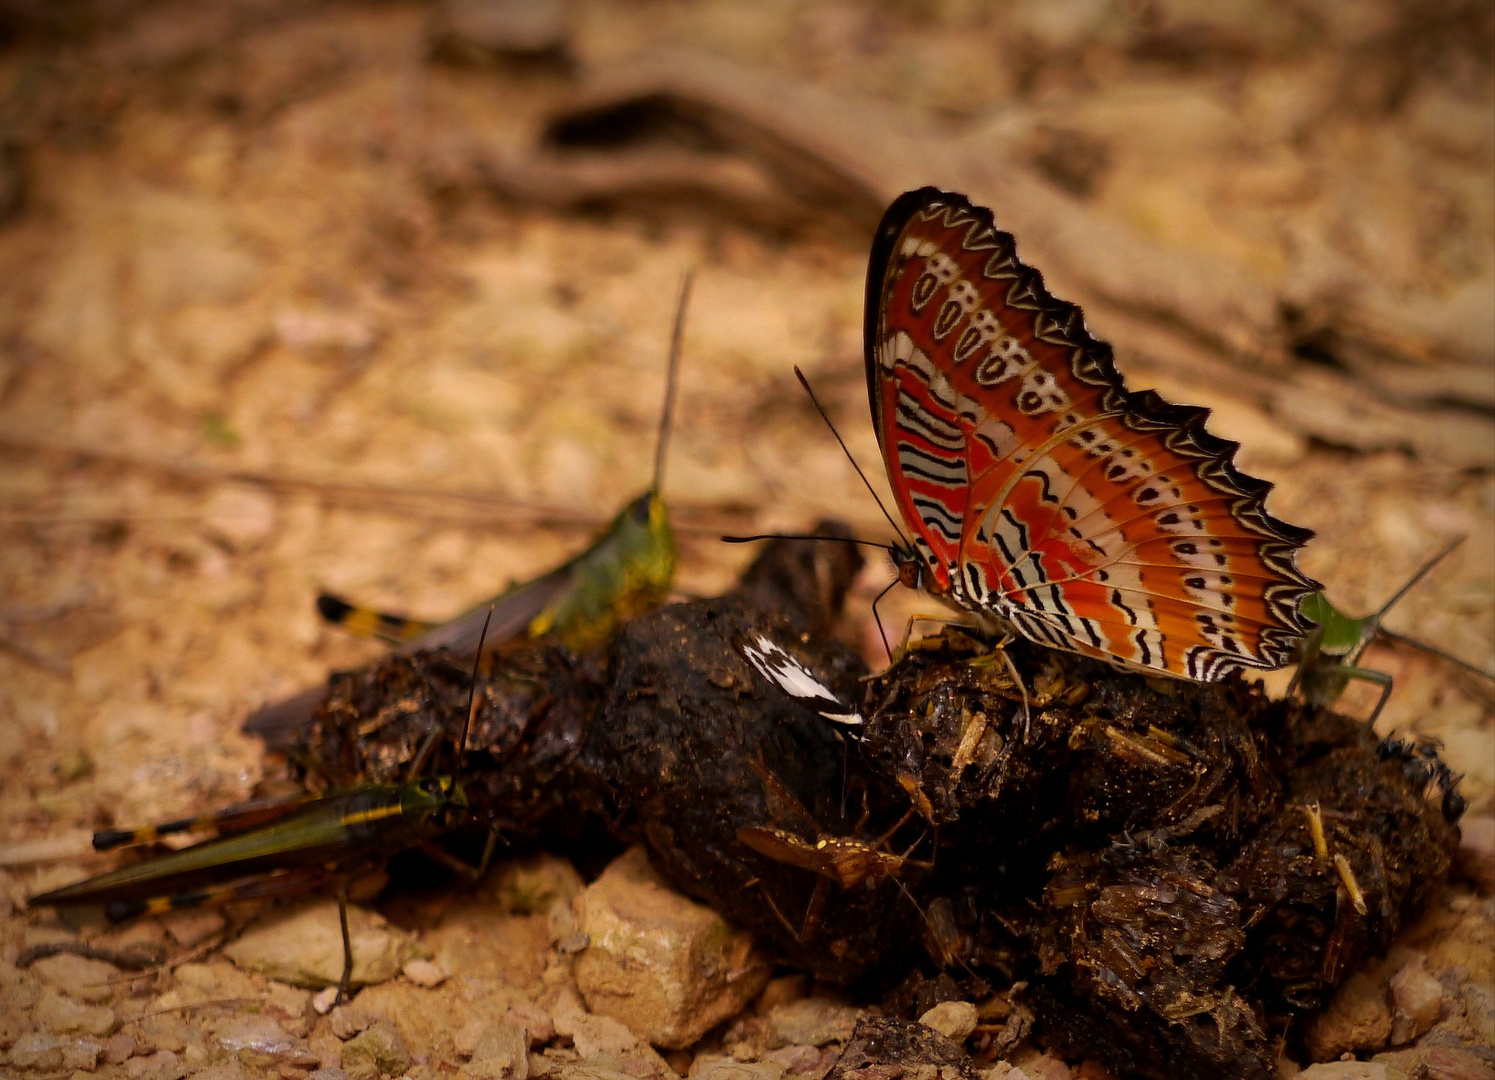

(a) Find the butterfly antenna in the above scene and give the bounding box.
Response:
[458,605,496,767]
[722,533,894,551]
[1370,537,1465,627]
[792,367,910,548]
[652,269,694,495]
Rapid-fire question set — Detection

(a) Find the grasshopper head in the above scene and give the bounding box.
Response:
[404,776,471,834]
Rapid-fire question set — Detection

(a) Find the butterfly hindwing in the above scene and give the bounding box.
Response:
[866,188,1319,679]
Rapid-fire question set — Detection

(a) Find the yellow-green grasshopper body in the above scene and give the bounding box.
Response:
[246,274,692,746]
[1290,540,1492,724]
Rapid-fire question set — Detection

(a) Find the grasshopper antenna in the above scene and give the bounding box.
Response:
[1378,628,1495,682]
[793,367,910,550]
[458,605,496,768]
[652,269,694,496]
[1370,537,1464,624]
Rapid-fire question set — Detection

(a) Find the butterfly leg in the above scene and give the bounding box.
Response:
[895,612,975,659]
[994,643,1032,742]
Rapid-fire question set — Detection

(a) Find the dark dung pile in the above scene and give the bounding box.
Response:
[271,529,1462,1080]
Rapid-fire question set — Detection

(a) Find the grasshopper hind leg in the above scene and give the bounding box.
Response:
[335,883,354,1006]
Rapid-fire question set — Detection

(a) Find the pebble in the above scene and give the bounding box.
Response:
[689,1055,786,1080]
[1305,971,1393,1062]
[553,987,674,1079]
[312,987,340,1015]
[508,1002,556,1046]
[573,847,772,1049]
[977,1066,1035,1080]
[34,990,116,1036]
[159,907,227,948]
[214,1015,299,1066]
[103,1033,138,1064]
[1298,1063,1391,1079]
[765,999,861,1049]
[402,959,449,988]
[330,1008,376,1041]
[339,1020,410,1079]
[755,976,809,1016]
[761,1046,821,1075]
[223,902,429,989]
[31,953,122,1003]
[1387,958,1443,1045]
[1012,1054,1071,1080]
[122,1048,181,1080]
[464,1017,530,1080]
[491,853,585,914]
[918,1001,978,1042]
[10,1032,66,1071]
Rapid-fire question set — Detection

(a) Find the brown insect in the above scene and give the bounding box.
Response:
[737,758,932,944]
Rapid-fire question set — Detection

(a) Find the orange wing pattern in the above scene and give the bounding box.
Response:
[865,188,1319,680]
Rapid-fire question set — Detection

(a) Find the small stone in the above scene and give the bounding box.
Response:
[224,902,429,990]
[917,1001,978,1042]
[765,999,861,1049]
[340,1021,410,1078]
[574,847,772,1049]
[402,960,449,988]
[455,1020,489,1059]
[10,1032,65,1071]
[552,988,673,1079]
[103,1033,138,1064]
[508,1003,555,1046]
[1305,971,1393,1062]
[467,1018,529,1080]
[216,1015,297,1066]
[312,988,340,1016]
[184,1064,249,1080]
[308,1071,349,1080]
[62,1038,104,1071]
[977,1066,1034,1080]
[34,991,116,1036]
[1014,1055,1070,1080]
[491,854,585,914]
[175,963,258,1000]
[761,1046,819,1076]
[160,907,226,948]
[122,1049,182,1080]
[1388,959,1442,1045]
[31,954,121,1003]
[1298,1063,1390,1079]
[688,1055,785,1080]
[330,1008,376,1041]
[756,977,808,1017]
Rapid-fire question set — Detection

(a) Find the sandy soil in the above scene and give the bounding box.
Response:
[0,1,1490,1076]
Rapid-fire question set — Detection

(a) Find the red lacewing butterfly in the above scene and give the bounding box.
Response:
[866,188,1321,681]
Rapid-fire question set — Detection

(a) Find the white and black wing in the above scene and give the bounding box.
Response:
[737,633,864,728]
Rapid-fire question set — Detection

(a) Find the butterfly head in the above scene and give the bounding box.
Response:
[892,542,926,591]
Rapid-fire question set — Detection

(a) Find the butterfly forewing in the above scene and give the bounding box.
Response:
[866,188,1319,679]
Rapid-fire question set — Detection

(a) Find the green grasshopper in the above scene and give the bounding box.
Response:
[28,778,478,1002]
[31,276,695,1000]
[1290,539,1493,726]
[244,273,691,747]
